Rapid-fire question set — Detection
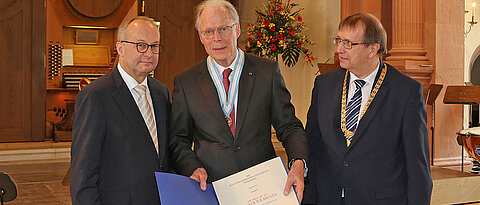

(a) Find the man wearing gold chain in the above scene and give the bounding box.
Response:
[302,13,432,205]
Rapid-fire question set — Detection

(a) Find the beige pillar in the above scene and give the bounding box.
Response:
[385,0,433,92]
[387,0,429,61]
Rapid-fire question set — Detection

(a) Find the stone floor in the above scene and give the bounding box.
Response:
[0,159,71,205]
[1,142,480,205]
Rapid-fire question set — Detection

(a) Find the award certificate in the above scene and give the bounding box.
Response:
[212,157,299,205]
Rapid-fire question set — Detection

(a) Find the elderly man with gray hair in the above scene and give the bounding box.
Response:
[169,0,309,202]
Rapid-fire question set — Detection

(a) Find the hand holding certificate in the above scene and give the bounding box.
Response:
[156,157,299,205]
[213,157,299,205]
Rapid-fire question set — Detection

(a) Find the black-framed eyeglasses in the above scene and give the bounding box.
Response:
[200,23,237,39]
[121,41,164,54]
[333,37,368,49]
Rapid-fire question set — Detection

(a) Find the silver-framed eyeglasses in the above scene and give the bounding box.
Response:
[333,37,368,49]
[121,41,164,54]
[200,23,237,39]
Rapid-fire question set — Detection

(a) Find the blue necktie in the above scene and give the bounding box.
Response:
[345,79,366,145]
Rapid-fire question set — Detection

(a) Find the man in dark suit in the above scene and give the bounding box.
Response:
[169,0,308,201]
[70,16,171,205]
[303,13,432,205]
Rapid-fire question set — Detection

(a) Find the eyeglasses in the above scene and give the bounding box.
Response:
[200,23,237,39]
[333,37,368,49]
[121,41,164,54]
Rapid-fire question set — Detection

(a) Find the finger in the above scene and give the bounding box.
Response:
[283,175,294,196]
[190,174,200,182]
[297,189,303,203]
[199,173,207,191]
[295,181,304,202]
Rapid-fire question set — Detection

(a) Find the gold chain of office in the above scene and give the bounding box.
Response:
[341,64,387,140]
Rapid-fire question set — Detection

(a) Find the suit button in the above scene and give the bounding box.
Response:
[234,146,241,151]
[343,161,349,167]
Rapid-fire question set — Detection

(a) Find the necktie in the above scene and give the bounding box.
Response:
[134,85,158,154]
[223,68,235,136]
[345,79,365,147]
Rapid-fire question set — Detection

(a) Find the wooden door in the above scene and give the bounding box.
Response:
[0,0,46,142]
[144,0,208,90]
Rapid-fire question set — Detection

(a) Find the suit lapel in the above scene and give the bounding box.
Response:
[332,69,348,153]
[235,58,255,138]
[110,68,158,159]
[348,64,391,149]
[198,65,235,140]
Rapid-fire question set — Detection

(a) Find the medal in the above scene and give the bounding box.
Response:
[344,130,354,138]
[226,116,232,127]
[340,63,387,147]
[207,49,245,124]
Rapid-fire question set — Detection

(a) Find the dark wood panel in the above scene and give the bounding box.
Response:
[65,0,122,18]
[145,0,207,90]
[0,0,45,142]
[32,0,47,141]
[48,0,136,28]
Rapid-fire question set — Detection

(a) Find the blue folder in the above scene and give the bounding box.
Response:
[155,172,219,205]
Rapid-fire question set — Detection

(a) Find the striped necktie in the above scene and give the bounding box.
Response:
[134,85,158,154]
[345,79,365,147]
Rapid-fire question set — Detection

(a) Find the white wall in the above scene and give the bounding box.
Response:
[463,0,480,132]
[465,0,480,82]
[238,0,341,124]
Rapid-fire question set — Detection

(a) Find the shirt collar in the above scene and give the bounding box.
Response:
[349,61,380,86]
[212,48,242,73]
[117,63,148,91]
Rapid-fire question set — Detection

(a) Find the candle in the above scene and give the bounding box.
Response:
[473,2,476,20]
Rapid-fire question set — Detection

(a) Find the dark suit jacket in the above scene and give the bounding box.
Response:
[303,60,432,205]
[70,67,171,205]
[170,53,308,182]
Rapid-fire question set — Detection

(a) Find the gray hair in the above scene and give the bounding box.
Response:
[117,16,159,41]
[195,0,239,31]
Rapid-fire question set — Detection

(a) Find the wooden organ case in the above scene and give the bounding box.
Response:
[46,27,117,141]
[46,0,137,141]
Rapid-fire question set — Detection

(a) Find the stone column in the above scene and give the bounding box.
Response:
[387,0,429,61]
[385,0,433,89]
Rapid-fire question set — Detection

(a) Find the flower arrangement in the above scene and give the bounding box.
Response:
[244,0,316,67]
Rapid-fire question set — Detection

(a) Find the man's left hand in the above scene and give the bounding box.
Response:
[283,160,305,202]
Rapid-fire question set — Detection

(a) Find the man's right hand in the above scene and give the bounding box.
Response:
[190,168,208,191]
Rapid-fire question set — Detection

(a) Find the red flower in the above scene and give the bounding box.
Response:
[278,7,284,11]
[248,37,253,42]
[269,11,274,16]
[298,16,303,22]
[245,45,250,50]
[303,49,309,54]
[271,45,277,51]
[270,38,276,43]
[277,34,284,40]
[297,41,302,47]
[258,31,263,36]
[263,20,269,26]
[288,29,294,35]
[270,27,275,31]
